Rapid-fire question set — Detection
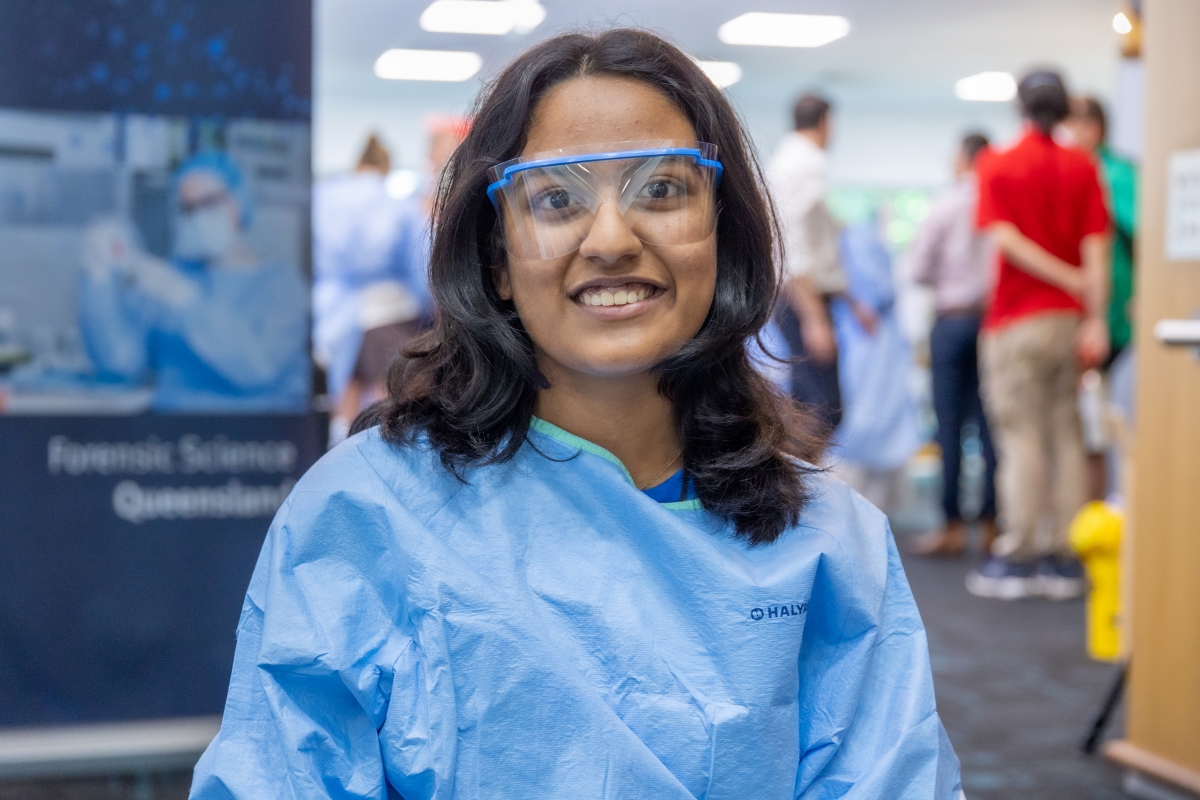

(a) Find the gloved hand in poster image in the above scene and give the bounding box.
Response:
[81,218,198,308]
[78,153,309,412]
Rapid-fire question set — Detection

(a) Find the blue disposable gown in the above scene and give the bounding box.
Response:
[78,262,309,412]
[312,173,431,401]
[831,223,922,471]
[191,420,961,799]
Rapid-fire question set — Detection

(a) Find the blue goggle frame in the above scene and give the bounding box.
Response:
[486,147,724,208]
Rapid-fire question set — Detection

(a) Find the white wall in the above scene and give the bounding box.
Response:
[314,66,480,177]
[315,69,1023,191]
[313,0,1123,185]
[732,99,1022,190]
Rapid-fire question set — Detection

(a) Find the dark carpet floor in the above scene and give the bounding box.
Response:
[899,532,1128,800]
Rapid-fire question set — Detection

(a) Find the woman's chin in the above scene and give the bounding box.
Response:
[552,348,674,380]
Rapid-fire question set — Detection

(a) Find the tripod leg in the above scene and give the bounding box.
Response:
[1082,662,1128,755]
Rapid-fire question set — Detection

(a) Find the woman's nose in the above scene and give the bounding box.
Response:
[577,202,642,265]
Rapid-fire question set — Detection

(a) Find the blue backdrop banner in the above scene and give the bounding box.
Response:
[0,0,318,729]
[0,414,325,726]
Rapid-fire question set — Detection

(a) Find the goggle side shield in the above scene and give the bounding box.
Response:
[487,141,722,260]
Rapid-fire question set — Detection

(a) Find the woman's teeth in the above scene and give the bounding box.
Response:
[576,284,656,307]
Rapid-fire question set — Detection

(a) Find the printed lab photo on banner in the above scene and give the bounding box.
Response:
[0,109,311,414]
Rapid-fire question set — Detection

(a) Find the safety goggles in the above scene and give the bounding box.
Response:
[486,141,723,260]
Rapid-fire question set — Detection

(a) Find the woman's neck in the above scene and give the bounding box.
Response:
[534,362,682,490]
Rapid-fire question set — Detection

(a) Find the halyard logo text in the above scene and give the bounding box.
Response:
[750,603,807,621]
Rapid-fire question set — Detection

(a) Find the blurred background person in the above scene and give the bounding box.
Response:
[967,70,1111,601]
[1065,97,1137,367]
[78,152,310,412]
[768,92,847,438]
[312,134,430,446]
[829,216,921,514]
[1065,96,1139,501]
[905,133,999,557]
[420,115,472,207]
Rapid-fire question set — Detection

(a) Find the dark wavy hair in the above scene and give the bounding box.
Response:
[356,28,821,545]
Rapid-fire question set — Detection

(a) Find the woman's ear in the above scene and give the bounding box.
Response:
[493,264,513,301]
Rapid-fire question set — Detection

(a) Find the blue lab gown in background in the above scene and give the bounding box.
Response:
[831,222,922,471]
[312,173,431,401]
[749,316,794,395]
[190,419,961,799]
[78,262,309,412]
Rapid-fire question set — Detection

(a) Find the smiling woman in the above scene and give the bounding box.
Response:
[366,33,818,539]
[191,28,963,800]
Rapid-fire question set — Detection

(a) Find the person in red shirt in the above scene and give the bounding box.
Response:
[966,70,1111,600]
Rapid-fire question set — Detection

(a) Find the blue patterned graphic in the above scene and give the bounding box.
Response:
[0,0,311,120]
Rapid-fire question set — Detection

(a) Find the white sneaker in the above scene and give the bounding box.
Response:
[1032,556,1087,600]
[965,557,1037,600]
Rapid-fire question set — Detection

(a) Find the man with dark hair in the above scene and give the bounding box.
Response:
[793,93,832,132]
[769,92,859,435]
[906,133,998,557]
[966,70,1111,600]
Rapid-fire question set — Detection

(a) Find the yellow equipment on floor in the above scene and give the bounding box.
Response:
[1069,501,1124,662]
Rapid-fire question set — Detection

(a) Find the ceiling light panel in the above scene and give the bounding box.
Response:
[693,60,743,89]
[375,49,483,81]
[419,0,546,36]
[954,71,1017,102]
[718,13,850,48]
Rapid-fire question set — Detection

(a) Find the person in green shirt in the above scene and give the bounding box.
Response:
[1066,97,1138,501]
[1067,97,1138,359]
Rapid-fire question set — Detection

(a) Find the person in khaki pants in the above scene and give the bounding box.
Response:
[966,70,1111,600]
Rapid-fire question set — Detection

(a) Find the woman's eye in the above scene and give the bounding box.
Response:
[640,179,680,200]
[535,189,577,211]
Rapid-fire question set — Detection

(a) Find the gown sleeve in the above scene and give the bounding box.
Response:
[190,486,427,800]
[794,513,962,800]
[391,202,432,318]
[173,265,309,392]
[78,273,154,382]
[189,501,391,800]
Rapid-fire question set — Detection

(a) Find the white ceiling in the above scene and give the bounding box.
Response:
[314,0,1127,184]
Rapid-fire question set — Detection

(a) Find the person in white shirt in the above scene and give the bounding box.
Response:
[769,94,870,436]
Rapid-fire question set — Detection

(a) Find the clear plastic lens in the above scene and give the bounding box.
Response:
[489,142,720,260]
